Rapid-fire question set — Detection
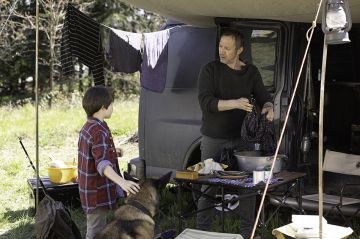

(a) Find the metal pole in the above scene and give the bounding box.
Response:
[35,0,40,210]
[318,36,328,239]
[249,1,324,238]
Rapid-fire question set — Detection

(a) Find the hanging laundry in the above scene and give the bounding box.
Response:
[241,102,276,155]
[140,29,170,93]
[60,4,104,85]
[106,28,142,73]
[111,28,142,51]
[143,29,170,69]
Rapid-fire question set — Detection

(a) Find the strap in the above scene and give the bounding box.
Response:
[127,200,152,218]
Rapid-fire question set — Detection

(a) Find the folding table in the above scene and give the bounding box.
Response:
[175,171,306,232]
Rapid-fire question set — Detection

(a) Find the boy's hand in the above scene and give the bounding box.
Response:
[121,180,140,195]
[103,166,139,195]
[116,147,124,157]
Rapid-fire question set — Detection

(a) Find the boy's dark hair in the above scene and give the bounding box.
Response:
[82,86,114,117]
[221,29,244,49]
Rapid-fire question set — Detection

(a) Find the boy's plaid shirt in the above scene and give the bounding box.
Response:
[78,117,120,213]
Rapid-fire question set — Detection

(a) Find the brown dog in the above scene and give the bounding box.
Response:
[95,172,172,239]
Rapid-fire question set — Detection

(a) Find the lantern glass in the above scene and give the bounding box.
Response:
[326,4,347,30]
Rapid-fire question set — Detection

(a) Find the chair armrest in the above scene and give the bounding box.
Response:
[339,183,360,206]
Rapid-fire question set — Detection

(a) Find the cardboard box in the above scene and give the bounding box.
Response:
[175,170,198,180]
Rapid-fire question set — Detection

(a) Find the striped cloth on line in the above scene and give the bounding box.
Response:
[60,4,104,85]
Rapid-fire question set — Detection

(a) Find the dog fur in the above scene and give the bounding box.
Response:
[94,172,172,239]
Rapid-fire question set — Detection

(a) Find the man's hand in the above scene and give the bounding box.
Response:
[218,97,253,112]
[235,98,253,112]
[261,106,274,121]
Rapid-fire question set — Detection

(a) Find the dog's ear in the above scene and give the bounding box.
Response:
[155,171,172,190]
[123,171,140,183]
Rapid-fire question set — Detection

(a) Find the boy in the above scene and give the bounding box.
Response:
[78,86,140,239]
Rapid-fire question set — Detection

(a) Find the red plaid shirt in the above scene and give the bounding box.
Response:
[78,117,120,213]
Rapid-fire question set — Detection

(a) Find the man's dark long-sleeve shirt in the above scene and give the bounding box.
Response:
[198,61,271,139]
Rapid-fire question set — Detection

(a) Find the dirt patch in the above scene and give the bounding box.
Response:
[119,142,139,163]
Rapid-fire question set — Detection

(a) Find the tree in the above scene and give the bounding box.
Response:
[0,0,36,98]
[0,0,165,105]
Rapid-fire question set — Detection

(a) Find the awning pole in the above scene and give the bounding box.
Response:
[35,0,40,210]
[318,36,328,239]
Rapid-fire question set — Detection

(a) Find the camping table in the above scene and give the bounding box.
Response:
[27,177,80,211]
[174,171,306,232]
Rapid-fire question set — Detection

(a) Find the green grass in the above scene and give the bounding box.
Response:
[0,95,138,239]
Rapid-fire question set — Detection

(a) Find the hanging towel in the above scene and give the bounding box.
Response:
[60,4,104,85]
[106,28,142,73]
[111,28,142,50]
[140,29,170,93]
[143,29,170,69]
[140,42,168,93]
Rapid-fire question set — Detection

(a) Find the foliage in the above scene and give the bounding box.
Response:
[0,91,138,150]
[0,95,138,238]
[0,0,165,105]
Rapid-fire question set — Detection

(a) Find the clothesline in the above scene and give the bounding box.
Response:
[100,23,179,70]
[99,22,182,39]
[61,3,178,92]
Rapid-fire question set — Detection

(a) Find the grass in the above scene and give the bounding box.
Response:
[1,94,359,239]
[0,94,139,239]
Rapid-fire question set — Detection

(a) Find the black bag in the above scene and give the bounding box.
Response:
[36,195,82,239]
[19,138,81,239]
[214,148,239,171]
[241,100,276,155]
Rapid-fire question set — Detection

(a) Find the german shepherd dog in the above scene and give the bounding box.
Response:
[95,172,172,239]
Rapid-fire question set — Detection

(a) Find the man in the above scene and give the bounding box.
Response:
[197,29,274,239]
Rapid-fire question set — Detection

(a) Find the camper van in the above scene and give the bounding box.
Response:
[126,1,360,190]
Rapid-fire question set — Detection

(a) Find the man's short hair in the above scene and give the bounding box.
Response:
[220,29,244,49]
[82,86,114,117]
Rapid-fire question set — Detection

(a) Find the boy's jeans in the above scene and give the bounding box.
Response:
[86,207,109,239]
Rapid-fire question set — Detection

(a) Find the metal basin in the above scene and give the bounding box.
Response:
[234,151,286,173]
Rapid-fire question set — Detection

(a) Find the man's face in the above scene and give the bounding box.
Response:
[218,35,243,66]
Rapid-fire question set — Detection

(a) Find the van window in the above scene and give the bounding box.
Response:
[250,30,277,88]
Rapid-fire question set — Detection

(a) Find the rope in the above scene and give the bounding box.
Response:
[250,0,324,238]
[0,0,21,35]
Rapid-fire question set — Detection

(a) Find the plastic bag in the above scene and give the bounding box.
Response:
[213,148,239,171]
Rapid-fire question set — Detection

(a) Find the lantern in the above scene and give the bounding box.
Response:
[321,0,352,44]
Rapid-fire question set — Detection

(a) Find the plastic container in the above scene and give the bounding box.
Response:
[48,162,77,184]
[128,157,146,180]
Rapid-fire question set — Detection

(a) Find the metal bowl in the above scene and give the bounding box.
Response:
[234,151,286,173]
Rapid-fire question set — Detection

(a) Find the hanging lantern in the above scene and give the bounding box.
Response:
[321,0,352,44]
